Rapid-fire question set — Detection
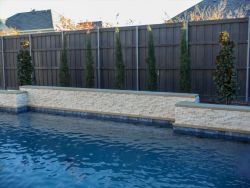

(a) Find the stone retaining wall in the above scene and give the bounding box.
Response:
[174,101,250,135]
[20,86,199,121]
[1,86,250,141]
[0,90,27,112]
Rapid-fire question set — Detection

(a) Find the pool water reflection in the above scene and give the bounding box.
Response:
[0,112,249,188]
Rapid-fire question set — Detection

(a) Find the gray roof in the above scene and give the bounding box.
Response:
[6,10,54,31]
[172,0,250,22]
[92,21,103,28]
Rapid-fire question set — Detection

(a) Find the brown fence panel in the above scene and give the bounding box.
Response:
[1,18,248,99]
[32,32,61,87]
[99,28,115,89]
[4,35,29,89]
[119,27,137,90]
[189,18,248,98]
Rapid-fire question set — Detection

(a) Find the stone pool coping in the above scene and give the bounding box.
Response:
[176,101,250,112]
[20,85,199,98]
[0,90,27,95]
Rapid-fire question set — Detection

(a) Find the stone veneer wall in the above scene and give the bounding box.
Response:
[0,90,27,109]
[174,101,250,134]
[20,86,199,121]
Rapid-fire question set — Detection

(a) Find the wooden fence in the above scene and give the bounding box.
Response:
[0,18,249,99]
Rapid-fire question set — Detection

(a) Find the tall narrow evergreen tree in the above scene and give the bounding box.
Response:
[179,23,191,92]
[17,40,33,86]
[213,32,237,104]
[85,32,95,88]
[114,28,125,89]
[59,34,70,87]
[146,26,157,91]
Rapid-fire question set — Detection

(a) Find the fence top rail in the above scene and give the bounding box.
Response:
[2,35,29,39]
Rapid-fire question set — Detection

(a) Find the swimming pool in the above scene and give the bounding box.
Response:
[0,112,249,188]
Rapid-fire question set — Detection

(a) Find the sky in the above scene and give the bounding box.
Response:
[0,0,201,26]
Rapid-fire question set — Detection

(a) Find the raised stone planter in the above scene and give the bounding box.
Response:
[0,90,28,113]
[20,86,199,122]
[174,101,250,141]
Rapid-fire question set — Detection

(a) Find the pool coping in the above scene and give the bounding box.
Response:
[0,90,27,95]
[20,85,199,98]
[176,101,250,112]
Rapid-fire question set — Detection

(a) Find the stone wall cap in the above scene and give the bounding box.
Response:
[176,101,250,112]
[0,90,27,95]
[20,85,199,98]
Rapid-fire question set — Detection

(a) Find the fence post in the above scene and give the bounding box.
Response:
[28,34,35,85]
[186,21,189,50]
[1,37,5,89]
[60,31,64,86]
[246,17,250,103]
[61,31,64,45]
[136,26,139,90]
[97,27,101,88]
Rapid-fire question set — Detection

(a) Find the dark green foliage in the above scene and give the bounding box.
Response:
[114,29,125,89]
[85,34,95,88]
[213,32,237,104]
[146,26,157,91]
[179,27,191,92]
[17,48,33,86]
[59,36,70,87]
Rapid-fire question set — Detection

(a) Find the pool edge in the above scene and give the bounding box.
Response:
[1,106,250,143]
[28,106,173,127]
[0,106,28,114]
[173,124,250,142]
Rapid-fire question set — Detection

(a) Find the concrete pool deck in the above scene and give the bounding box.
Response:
[0,86,250,142]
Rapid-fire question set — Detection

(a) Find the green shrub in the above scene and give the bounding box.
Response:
[146,26,157,91]
[85,32,95,88]
[213,32,237,104]
[114,28,125,89]
[17,40,33,86]
[179,25,191,92]
[59,35,70,87]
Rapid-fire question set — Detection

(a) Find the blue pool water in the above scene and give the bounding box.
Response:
[0,112,250,188]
